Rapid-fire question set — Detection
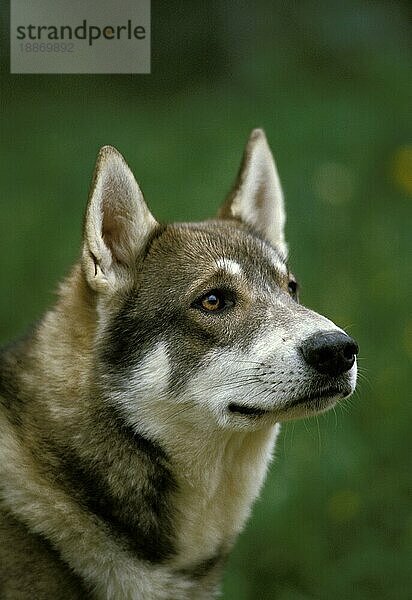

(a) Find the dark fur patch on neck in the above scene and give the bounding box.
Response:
[57,405,177,563]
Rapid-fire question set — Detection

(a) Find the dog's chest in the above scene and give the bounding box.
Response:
[170,424,280,569]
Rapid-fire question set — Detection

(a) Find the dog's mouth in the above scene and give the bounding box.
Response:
[287,385,347,408]
[228,386,349,418]
[228,403,269,417]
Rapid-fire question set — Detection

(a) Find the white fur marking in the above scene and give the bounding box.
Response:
[216,258,242,276]
[131,341,170,397]
[268,248,287,275]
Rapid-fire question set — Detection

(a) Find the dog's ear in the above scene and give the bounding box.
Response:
[82,146,157,292]
[218,128,287,256]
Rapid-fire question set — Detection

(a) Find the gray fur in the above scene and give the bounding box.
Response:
[0,130,357,599]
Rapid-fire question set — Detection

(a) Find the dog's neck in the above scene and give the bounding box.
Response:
[165,422,279,570]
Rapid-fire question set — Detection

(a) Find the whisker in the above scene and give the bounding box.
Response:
[332,405,338,430]
[231,359,267,367]
[316,415,322,456]
[190,376,265,397]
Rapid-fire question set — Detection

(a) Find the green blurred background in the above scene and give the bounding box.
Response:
[1,2,411,598]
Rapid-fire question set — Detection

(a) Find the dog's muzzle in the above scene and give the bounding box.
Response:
[300,331,358,377]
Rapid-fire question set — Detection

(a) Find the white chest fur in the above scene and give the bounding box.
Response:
[169,424,280,569]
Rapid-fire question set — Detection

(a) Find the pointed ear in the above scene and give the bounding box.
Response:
[218,129,287,256]
[82,146,157,292]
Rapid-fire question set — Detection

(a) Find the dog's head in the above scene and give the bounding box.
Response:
[81,129,357,432]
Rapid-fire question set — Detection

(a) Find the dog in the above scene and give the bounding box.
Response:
[0,129,358,599]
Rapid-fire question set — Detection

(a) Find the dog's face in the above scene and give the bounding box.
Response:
[82,130,357,434]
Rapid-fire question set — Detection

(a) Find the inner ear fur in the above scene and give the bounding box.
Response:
[82,145,157,293]
[218,128,287,256]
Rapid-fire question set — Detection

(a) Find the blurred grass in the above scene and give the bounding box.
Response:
[1,2,411,598]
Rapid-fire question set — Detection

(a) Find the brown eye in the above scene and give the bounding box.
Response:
[193,289,234,313]
[202,293,221,311]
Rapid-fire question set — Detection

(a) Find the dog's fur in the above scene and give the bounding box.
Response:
[0,130,357,599]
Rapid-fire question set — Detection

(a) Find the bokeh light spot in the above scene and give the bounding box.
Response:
[403,320,412,360]
[391,146,412,196]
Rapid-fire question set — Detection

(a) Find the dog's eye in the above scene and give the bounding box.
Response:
[287,279,299,301]
[193,290,234,313]
[202,293,222,311]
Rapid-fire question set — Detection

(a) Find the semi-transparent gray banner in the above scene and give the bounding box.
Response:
[11,0,150,74]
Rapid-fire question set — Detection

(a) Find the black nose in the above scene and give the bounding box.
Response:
[300,331,358,377]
